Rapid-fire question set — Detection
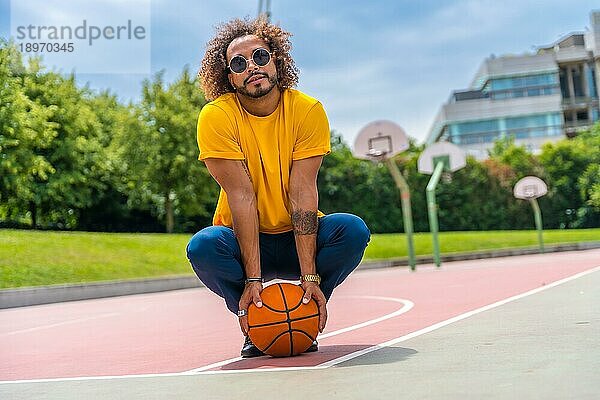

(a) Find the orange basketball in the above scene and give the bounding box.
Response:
[247,282,319,357]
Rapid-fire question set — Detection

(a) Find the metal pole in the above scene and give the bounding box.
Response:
[385,158,416,270]
[265,0,271,21]
[426,162,445,267]
[258,0,271,21]
[530,198,544,252]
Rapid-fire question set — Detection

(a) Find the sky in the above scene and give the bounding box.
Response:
[1,0,598,145]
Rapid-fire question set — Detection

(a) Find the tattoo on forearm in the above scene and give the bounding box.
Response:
[292,210,318,235]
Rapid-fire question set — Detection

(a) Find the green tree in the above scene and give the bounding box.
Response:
[119,68,218,233]
[539,129,600,228]
[436,158,495,230]
[1,44,59,227]
[576,126,600,212]
[488,136,542,183]
[17,59,111,228]
[73,92,161,231]
[580,163,600,209]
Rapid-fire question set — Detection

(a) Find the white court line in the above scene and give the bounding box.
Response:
[0,313,120,337]
[1,265,598,384]
[184,295,414,373]
[0,295,413,383]
[318,264,600,368]
[319,296,414,339]
[182,356,243,374]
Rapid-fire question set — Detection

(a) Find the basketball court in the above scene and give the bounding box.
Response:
[1,249,599,399]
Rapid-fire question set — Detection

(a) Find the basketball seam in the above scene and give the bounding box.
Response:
[262,329,316,354]
[248,320,288,329]
[259,287,303,313]
[288,313,320,323]
[260,303,288,313]
[277,283,293,357]
[286,297,304,313]
[262,330,292,353]
[250,283,318,356]
[248,313,319,328]
[290,328,317,342]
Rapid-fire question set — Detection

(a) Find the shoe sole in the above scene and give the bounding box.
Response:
[241,343,319,358]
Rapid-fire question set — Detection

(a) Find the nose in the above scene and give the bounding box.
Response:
[246,58,259,72]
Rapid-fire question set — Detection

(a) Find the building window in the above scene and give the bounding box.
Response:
[571,65,585,97]
[448,113,563,145]
[505,113,561,130]
[543,87,558,95]
[587,64,598,99]
[576,110,589,122]
[487,72,559,100]
[452,119,499,136]
[559,67,570,98]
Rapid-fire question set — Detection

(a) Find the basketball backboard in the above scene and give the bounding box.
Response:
[353,120,409,161]
[513,176,547,200]
[417,142,466,174]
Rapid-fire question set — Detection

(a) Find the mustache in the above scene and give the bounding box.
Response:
[244,73,269,85]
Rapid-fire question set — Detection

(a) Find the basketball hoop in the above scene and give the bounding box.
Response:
[365,148,387,163]
[417,141,467,268]
[441,172,452,183]
[353,121,408,161]
[514,177,547,200]
[353,120,417,270]
[513,176,547,253]
[523,185,537,199]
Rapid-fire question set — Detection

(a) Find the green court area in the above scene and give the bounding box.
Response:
[1,228,599,289]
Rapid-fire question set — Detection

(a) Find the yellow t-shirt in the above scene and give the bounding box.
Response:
[197,89,331,234]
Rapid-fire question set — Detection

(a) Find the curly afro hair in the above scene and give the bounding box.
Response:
[198,17,299,101]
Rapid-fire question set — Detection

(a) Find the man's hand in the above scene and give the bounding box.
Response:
[301,282,327,333]
[238,282,263,335]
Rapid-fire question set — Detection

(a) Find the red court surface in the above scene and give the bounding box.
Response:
[1,249,599,382]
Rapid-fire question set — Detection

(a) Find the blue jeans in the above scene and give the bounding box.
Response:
[186,213,370,314]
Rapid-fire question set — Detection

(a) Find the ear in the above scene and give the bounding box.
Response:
[228,75,235,89]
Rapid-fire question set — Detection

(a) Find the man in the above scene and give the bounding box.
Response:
[187,17,370,358]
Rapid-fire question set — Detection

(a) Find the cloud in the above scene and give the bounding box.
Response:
[298,57,445,143]
[12,0,597,146]
[11,0,151,26]
[307,16,337,33]
[379,0,519,49]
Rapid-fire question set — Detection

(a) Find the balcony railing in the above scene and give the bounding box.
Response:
[561,96,598,107]
[564,120,593,129]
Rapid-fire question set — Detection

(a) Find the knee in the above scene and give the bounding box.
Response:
[324,213,371,247]
[186,231,210,265]
[345,214,371,247]
[186,226,235,264]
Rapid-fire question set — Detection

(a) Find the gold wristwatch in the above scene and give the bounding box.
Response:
[301,274,321,285]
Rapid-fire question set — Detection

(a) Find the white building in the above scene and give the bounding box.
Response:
[426,10,600,159]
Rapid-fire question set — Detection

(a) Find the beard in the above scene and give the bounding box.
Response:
[237,73,279,99]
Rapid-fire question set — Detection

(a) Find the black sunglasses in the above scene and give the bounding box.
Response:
[227,48,272,74]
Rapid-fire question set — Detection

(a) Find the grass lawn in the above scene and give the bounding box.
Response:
[1,228,599,289]
[364,229,600,260]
